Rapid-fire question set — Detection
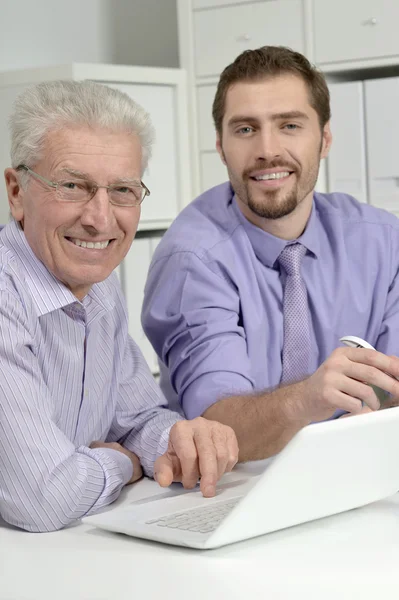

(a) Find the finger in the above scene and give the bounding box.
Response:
[339,376,380,411]
[169,425,200,489]
[193,428,218,498]
[346,362,399,396]
[344,360,399,408]
[210,426,230,480]
[329,390,364,414]
[346,350,399,389]
[225,428,239,472]
[153,454,174,488]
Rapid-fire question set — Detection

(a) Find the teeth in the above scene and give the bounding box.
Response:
[254,172,290,181]
[71,238,110,249]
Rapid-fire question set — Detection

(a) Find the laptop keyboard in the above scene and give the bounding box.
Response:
[145,497,242,534]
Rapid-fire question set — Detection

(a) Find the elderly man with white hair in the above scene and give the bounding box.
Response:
[0,80,238,533]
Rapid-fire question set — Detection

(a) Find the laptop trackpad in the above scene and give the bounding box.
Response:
[127,459,273,507]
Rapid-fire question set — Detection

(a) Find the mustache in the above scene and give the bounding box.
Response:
[243,160,298,178]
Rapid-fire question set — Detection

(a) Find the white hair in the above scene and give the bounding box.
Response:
[9,79,155,175]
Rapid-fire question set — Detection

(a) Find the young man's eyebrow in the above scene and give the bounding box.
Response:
[227,116,259,128]
[227,111,309,128]
[270,111,309,121]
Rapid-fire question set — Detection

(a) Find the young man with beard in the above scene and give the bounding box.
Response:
[142,46,399,461]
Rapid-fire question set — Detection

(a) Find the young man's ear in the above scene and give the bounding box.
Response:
[216,134,227,165]
[320,122,332,159]
[5,168,25,223]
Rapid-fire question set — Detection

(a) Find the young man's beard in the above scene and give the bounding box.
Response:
[246,184,300,220]
[226,155,321,220]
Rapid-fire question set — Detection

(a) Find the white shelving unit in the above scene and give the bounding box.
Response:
[177,0,399,211]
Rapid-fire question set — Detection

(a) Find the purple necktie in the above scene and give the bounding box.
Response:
[278,243,311,384]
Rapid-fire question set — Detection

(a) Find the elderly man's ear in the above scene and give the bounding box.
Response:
[4,168,24,222]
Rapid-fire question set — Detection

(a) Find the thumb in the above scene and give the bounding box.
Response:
[154,454,174,487]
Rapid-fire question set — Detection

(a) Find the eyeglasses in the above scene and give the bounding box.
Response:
[17,164,150,207]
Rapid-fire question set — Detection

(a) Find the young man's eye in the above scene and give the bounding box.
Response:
[236,126,254,135]
[284,123,299,131]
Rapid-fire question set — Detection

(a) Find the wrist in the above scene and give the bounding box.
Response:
[279,379,313,428]
[101,447,134,485]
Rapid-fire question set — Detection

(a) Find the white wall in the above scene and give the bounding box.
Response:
[0,0,179,71]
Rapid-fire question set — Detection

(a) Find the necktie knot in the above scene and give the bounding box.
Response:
[278,243,307,277]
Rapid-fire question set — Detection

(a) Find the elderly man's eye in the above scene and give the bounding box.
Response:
[59,181,87,191]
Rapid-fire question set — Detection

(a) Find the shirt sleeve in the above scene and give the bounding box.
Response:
[142,251,255,419]
[0,289,135,533]
[105,335,183,477]
[375,226,399,355]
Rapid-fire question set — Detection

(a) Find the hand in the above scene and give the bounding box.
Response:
[153,417,239,498]
[89,441,143,484]
[339,406,373,418]
[298,347,399,422]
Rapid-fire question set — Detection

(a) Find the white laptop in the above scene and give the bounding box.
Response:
[84,406,399,549]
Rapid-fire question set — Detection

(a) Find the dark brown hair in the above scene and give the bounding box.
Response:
[212,46,331,136]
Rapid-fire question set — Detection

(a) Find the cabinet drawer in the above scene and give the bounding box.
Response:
[327,81,367,204]
[122,236,163,374]
[365,76,399,214]
[193,0,254,8]
[122,238,157,373]
[314,0,399,65]
[194,0,305,78]
[197,84,217,151]
[108,83,179,225]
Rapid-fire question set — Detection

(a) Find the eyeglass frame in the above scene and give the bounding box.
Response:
[16,164,150,207]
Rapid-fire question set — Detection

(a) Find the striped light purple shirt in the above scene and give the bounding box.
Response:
[0,220,182,532]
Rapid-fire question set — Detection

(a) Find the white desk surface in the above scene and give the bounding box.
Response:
[1,461,399,600]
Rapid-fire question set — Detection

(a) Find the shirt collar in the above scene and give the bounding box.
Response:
[231,192,321,267]
[0,220,115,316]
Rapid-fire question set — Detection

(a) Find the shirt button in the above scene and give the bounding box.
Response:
[84,389,89,397]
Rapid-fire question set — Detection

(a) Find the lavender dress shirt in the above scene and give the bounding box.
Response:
[142,183,399,419]
[0,220,182,532]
